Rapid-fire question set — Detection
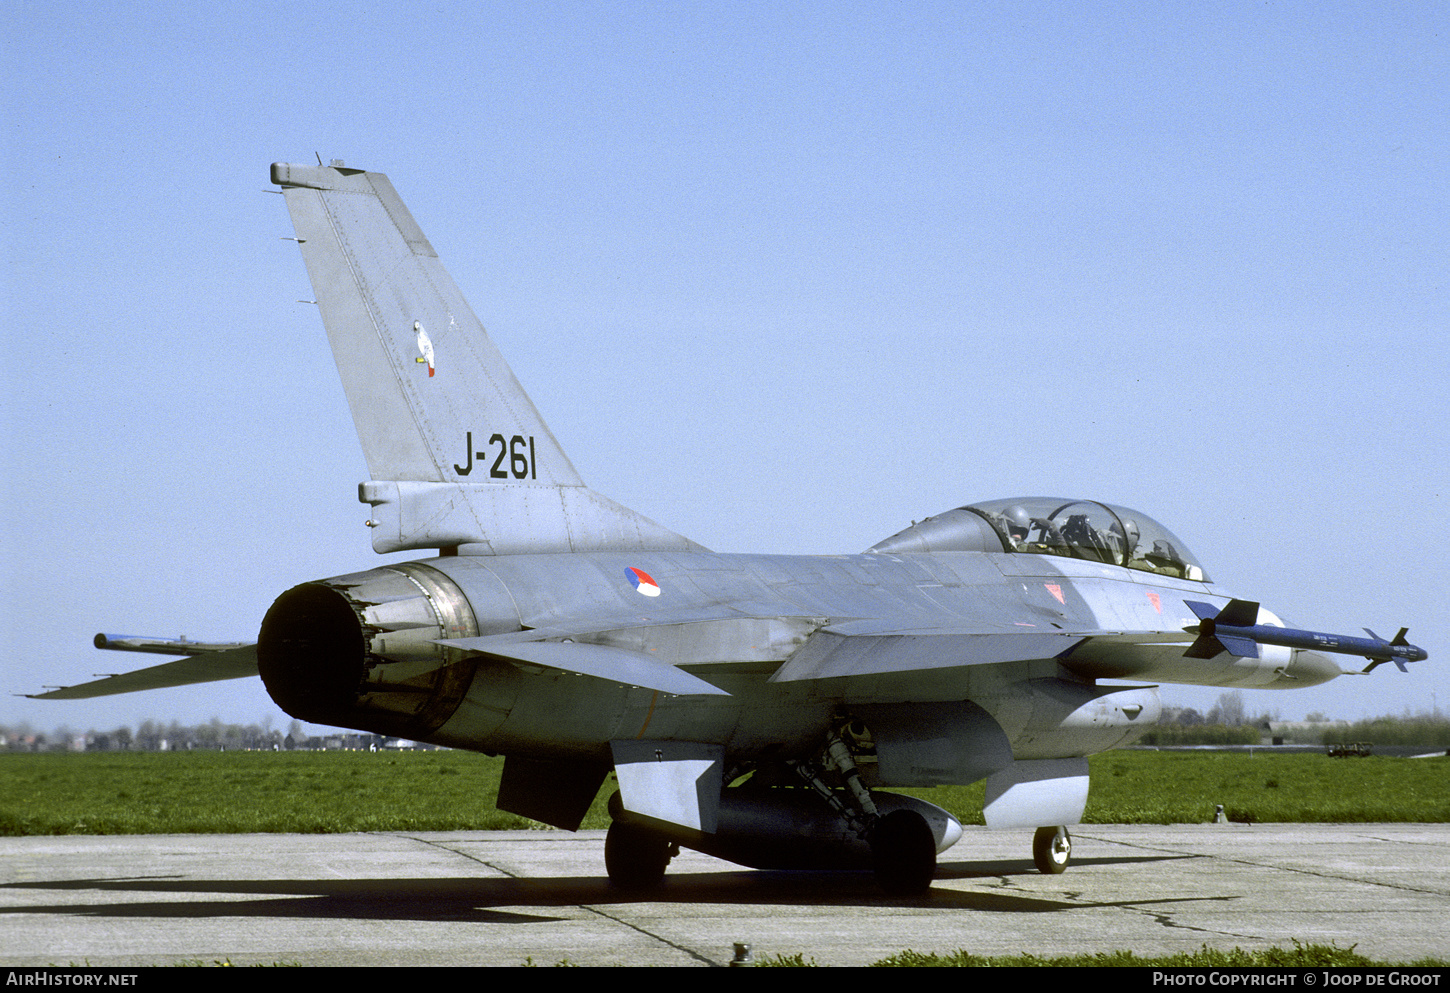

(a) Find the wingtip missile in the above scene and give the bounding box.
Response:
[1184,600,1427,671]
[93,633,251,657]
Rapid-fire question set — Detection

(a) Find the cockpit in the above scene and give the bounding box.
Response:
[867,497,1209,581]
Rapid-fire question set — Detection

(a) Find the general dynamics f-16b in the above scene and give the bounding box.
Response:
[31,162,1428,894]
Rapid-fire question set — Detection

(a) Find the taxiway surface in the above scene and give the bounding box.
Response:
[1,825,1446,967]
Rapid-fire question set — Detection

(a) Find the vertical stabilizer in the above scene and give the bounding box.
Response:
[272,162,702,556]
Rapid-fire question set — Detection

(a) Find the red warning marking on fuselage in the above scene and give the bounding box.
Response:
[1044,583,1065,605]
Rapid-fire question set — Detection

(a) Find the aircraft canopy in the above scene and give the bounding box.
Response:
[966,497,1208,581]
[869,497,1208,582]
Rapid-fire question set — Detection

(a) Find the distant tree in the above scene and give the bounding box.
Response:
[1322,713,1450,747]
[1209,691,1245,727]
[1139,723,1260,746]
[221,722,246,750]
[52,725,78,751]
[136,720,161,750]
[195,720,220,749]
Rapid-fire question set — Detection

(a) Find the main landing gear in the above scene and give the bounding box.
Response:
[870,808,938,895]
[604,820,678,890]
[603,802,941,896]
[797,729,938,896]
[602,728,947,896]
[1033,825,1072,874]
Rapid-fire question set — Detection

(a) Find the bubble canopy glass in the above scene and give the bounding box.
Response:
[964,497,1208,581]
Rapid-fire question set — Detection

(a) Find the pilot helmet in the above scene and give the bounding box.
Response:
[1110,517,1140,550]
[1002,504,1031,541]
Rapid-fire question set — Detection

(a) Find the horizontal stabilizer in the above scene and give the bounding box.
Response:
[28,644,259,699]
[437,635,730,696]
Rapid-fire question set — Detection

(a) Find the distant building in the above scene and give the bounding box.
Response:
[1260,719,1349,745]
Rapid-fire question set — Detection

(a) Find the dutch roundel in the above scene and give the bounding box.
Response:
[625,567,661,597]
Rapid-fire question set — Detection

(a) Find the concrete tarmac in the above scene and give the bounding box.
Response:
[1,825,1446,967]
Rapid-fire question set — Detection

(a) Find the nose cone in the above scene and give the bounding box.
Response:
[1286,650,1343,687]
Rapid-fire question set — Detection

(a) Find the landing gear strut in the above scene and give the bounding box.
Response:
[1033,825,1071,874]
[795,728,938,895]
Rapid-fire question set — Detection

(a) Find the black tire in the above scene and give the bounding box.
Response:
[604,821,674,890]
[1033,825,1071,874]
[871,809,937,895]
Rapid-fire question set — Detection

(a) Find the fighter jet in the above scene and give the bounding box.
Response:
[31,162,1427,894]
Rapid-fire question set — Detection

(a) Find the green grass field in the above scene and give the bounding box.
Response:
[785,941,1448,967]
[2,748,1445,836]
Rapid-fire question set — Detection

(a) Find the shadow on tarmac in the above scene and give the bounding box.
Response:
[0,851,1218,922]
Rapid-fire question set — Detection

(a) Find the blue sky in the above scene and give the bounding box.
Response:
[4,1,1446,737]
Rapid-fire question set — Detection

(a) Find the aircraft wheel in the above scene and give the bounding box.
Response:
[1033,825,1071,874]
[604,821,674,890]
[871,809,937,895]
